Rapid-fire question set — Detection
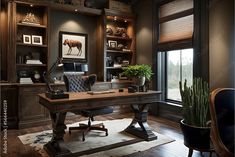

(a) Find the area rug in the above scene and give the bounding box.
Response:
[18,118,174,157]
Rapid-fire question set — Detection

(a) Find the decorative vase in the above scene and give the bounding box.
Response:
[132,76,145,86]
[180,120,211,149]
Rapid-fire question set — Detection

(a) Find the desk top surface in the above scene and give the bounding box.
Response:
[39,88,161,112]
[39,89,161,104]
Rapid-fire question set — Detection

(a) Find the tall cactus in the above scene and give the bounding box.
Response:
[179,78,210,127]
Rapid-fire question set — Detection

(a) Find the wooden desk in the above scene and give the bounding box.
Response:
[39,89,161,157]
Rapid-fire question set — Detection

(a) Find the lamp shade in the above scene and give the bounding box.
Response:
[81,64,88,72]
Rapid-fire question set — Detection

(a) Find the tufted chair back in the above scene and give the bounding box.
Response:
[63,73,97,92]
[210,88,235,157]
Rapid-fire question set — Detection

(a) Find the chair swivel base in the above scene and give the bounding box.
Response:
[68,123,108,141]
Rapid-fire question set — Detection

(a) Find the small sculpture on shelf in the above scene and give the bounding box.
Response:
[114,27,128,38]
[21,13,40,25]
[106,27,113,36]
[117,44,124,51]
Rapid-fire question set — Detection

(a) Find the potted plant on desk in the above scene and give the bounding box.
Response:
[179,78,212,156]
[122,64,153,86]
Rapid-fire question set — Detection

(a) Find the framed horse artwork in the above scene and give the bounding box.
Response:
[59,31,88,62]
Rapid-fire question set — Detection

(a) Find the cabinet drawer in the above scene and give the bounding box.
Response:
[19,86,46,93]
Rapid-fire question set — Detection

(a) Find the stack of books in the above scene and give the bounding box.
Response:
[20,78,33,84]
[26,60,42,64]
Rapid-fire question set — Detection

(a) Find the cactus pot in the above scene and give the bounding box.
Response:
[180,120,211,149]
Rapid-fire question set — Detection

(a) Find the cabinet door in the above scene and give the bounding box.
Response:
[0,85,18,129]
[18,86,49,128]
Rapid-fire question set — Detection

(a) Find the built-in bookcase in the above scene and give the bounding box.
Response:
[14,2,48,83]
[100,9,136,82]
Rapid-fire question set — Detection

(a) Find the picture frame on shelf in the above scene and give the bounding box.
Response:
[108,40,117,48]
[23,35,31,44]
[59,31,88,62]
[32,35,43,45]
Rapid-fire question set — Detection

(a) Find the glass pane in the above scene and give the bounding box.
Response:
[182,49,193,86]
[166,48,193,101]
[167,50,181,101]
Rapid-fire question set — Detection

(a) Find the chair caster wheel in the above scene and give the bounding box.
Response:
[106,132,108,136]
[82,137,85,141]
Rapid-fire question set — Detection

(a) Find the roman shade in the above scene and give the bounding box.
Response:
[158,0,194,44]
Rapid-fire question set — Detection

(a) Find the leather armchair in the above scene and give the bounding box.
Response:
[210,88,234,157]
[63,73,113,141]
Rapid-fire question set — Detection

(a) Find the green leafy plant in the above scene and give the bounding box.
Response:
[122,64,153,80]
[179,77,210,127]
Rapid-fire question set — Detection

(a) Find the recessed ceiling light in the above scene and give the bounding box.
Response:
[124,20,127,22]
[75,9,78,12]
[30,4,33,7]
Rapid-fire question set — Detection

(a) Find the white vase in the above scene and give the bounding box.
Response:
[132,76,145,86]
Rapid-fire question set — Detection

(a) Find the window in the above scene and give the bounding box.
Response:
[157,0,194,103]
[166,48,193,101]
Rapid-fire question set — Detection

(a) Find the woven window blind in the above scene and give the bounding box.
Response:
[158,0,193,44]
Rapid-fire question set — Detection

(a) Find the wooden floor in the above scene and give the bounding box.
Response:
[1,113,217,157]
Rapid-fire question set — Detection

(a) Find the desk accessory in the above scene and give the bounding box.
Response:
[128,85,138,93]
[45,90,69,99]
[119,88,124,92]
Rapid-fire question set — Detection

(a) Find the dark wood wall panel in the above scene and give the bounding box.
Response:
[0,4,8,81]
[0,85,18,129]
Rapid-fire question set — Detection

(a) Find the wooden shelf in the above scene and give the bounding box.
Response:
[15,0,102,16]
[49,3,102,16]
[107,35,132,41]
[105,9,134,19]
[106,50,132,53]
[16,64,47,67]
[17,23,47,28]
[16,43,47,47]
[106,67,123,69]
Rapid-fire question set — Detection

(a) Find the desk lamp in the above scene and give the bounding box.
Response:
[43,57,69,99]
[81,64,88,75]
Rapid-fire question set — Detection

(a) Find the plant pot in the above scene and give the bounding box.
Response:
[180,120,211,149]
[132,76,145,86]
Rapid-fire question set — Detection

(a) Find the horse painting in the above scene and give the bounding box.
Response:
[63,39,82,56]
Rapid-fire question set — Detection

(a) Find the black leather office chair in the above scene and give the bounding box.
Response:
[63,73,113,141]
[210,88,234,157]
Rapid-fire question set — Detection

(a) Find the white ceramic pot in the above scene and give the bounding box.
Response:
[132,76,145,86]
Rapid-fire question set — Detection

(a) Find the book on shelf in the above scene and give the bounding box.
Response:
[122,49,131,52]
[20,78,33,84]
[21,21,40,26]
[113,64,122,68]
[26,60,42,64]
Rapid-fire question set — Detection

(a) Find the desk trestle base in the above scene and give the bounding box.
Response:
[124,104,158,141]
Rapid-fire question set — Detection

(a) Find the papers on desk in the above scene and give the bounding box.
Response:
[87,90,115,95]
